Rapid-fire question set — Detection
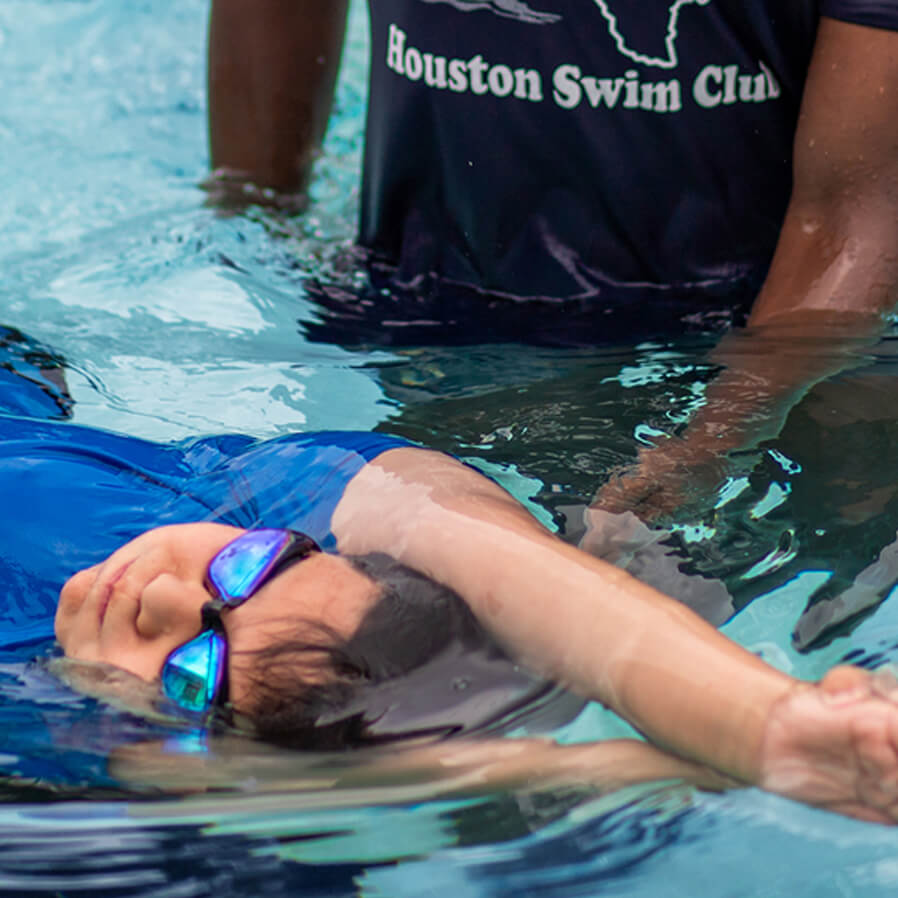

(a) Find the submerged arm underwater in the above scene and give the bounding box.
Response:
[107,731,732,802]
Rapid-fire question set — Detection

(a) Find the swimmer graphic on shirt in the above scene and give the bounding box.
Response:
[416,0,713,68]
[416,0,561,24]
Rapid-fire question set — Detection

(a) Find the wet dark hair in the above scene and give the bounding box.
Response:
[240,553,514,750]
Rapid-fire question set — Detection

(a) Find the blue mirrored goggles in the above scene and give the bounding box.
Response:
[161,528,321,716]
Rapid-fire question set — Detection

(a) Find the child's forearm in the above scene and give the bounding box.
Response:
[410,513,793,783]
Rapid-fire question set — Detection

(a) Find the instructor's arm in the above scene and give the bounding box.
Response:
[207,0,349,202]
[751,17,898,331]
[596,18,898,520]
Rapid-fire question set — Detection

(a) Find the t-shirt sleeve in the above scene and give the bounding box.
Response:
[184,431,413,551]
[820,1,898,30]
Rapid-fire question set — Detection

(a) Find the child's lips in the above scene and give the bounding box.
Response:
[98,558,137,627]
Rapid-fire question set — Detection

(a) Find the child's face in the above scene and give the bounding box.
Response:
[54,523,379,712]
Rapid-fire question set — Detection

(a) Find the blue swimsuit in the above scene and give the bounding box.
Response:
[0,420,408,650]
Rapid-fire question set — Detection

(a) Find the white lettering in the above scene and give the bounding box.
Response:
[386,25,780,118]
[405,47,423,82]
[582,76,624,108]
[623,70,640,109]
[738,72,766,103]
[385,24,543,103]
[424,53,447,89]
[760,60,781,99]
[387,24,406,75]
[555,65,682,113]
[488,64,515,98]
[553,64,583,109]
[514,68,543,102]
[694,60,782,109]
[693,64,723,107]
[448,59,468,93]
[722,64,738,105]
[640,79,682,112]
[468,55,489,95]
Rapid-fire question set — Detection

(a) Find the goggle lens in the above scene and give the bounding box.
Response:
[207,528,295,605]
[162,628,227,713]
[161,528,321,717]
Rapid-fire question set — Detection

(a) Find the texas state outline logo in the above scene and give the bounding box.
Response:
[414,0,713,68]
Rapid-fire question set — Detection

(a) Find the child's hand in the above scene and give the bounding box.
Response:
[759,666,898,823]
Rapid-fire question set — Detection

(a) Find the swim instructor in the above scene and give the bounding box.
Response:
[204,1,898,505]
[207,0,898,323]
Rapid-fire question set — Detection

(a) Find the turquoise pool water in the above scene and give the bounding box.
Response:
[3,1,898,895]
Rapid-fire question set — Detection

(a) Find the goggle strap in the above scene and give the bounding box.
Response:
[266,533,320,581]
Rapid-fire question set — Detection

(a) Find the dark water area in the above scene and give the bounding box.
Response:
[371,334,898,641]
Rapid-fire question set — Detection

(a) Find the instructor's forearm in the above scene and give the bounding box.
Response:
[675,321,873,458]
[208,0,349,195]
[667,15,898,464]
[686,218,898,460]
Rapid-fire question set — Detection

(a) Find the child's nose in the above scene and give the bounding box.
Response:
[135,573,210,642]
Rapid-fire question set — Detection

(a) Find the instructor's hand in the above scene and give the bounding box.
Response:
[592,438,730,523]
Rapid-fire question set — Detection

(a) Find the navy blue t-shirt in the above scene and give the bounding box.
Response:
[0,419,408,650]
[359,0,898,318]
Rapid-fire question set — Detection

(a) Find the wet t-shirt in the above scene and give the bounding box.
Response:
[0,420,408,649]
[360,0,898,320]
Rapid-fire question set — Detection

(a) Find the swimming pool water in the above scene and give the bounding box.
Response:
[3,1,898,896]
[1,0,386,441]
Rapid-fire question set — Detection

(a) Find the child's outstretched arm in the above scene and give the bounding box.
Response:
[334,447,898,822]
